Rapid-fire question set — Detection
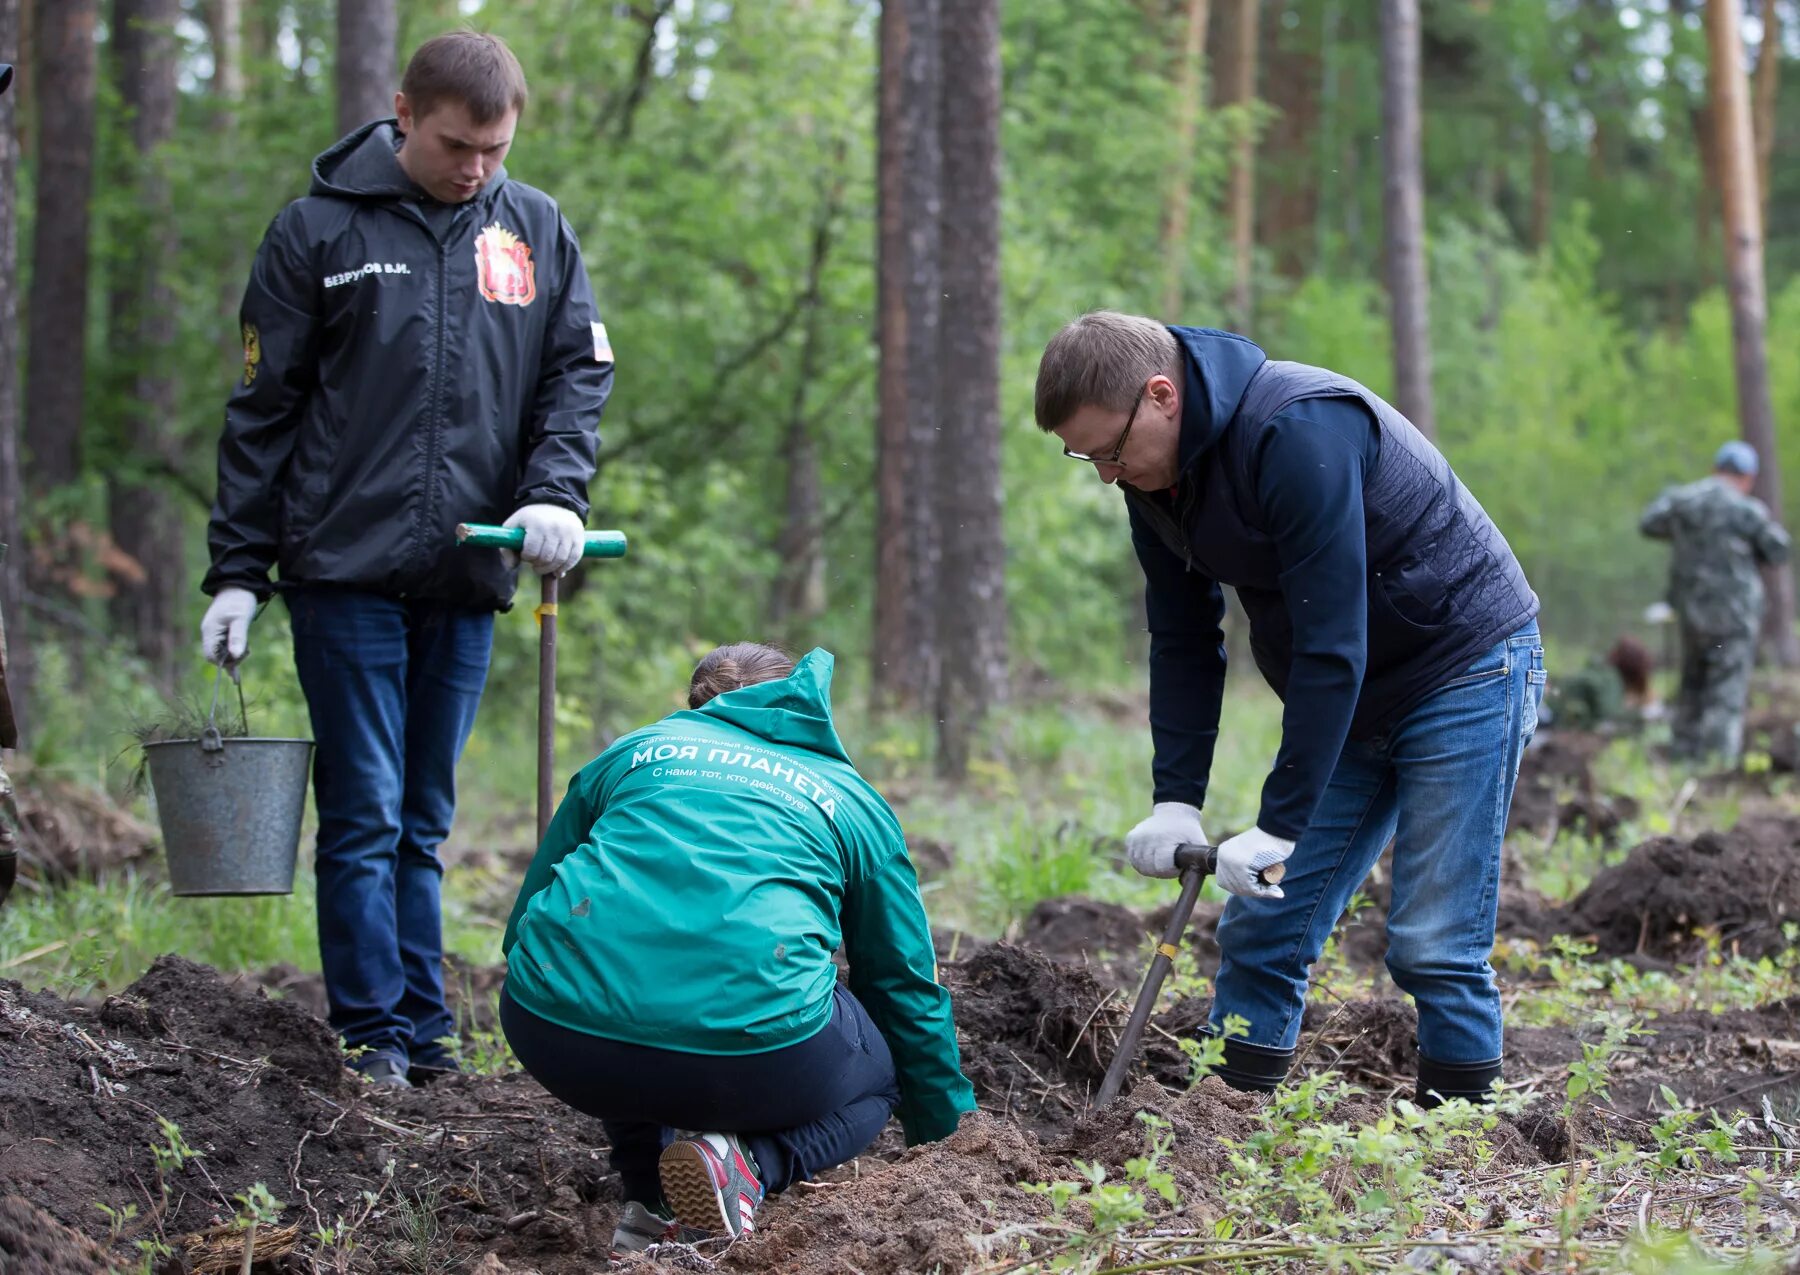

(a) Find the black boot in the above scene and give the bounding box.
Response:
[1212,1036,1295,1094]
[1415,1053,1502,1109]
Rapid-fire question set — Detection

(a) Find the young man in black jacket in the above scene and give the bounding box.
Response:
[1037,311,1542,1107]
[199,31,613,1088]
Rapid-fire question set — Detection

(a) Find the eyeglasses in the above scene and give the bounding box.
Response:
[1062,384,1145,465]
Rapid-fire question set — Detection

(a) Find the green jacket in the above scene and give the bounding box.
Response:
[502,648,975,1144]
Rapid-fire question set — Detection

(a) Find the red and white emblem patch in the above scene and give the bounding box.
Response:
[474,223,537,306]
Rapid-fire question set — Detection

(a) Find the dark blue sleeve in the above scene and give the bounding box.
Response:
[1128,499,1227,811]
[1251,398,1375,841]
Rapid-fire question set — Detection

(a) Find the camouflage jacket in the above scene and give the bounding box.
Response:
[1641,476,1791,635]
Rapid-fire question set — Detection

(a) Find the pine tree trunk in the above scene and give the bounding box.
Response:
[1262,0,1321,278]
[934,0,1005,780]
[1530,102,1551,248]
[204,0,246,379]
[24,0,97,491]
[0,0,26,727]
[873,0,940,709]
[1227,0,1258,328]
[336,0,397,136]
[106,0,184,687]
[1380,0,1435,439]
[1753,0,1779,221]
[1159,0,1210,322]
[771,173,839,635]
[1707,0,1799,665]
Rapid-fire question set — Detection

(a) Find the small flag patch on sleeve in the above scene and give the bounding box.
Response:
[592,322,613,364]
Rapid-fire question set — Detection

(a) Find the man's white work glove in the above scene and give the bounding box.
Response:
[1216,826,1296,900]
[1123,802,1207,879]
[199,588,257,666]
[502,504,585,577]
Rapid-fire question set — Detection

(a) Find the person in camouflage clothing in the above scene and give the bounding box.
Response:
[1640,441,1792,763]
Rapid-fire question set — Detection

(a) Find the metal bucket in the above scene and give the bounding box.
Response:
[143,672,313,896]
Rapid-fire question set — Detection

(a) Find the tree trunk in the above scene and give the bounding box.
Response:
[1380,0,1435,439]
[336,0,397,136]
[24,0,97,491]
[0,0,26,728]
[1707,0,1799,664]
[203,0,249,381]
[1753,0,1779,221]
[770,171,841,636]
[873,0,940,709]
[1159,0,1210,322]
[106,0,184,686]
[1262,0,1321,278]
[1530,102,1551,248]
[934,0,1005,780]
[1227,0,1258,327]
[1692,101,1722,287]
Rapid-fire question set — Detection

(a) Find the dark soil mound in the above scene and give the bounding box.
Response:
[708,1115,1059,1275]
[1509,730,1638,844]
[1568,816,1800,960]
[0,1194,122,1273]
[0,958,624,1275]
[943,942,1124,1130]
[1020,894,1151,964]
[1298,998,1419,1093]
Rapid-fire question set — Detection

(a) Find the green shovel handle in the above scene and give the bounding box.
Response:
[455,523,628,558]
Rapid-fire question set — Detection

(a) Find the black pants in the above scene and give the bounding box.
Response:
[500,980,901,1205]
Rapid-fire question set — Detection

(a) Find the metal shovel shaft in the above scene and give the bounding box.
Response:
[538,574,557,845]
[1096,842,1218,1106]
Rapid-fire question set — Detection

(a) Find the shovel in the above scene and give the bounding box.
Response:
[1094,842,1285,1106]
[456,524,628,843]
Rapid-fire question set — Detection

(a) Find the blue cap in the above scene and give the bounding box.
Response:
[1715,440,1759,476]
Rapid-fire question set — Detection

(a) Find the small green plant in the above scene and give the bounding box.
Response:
[1021,1110,1182,1264]
[231,1182,283,1231]
[150,1116,200,1208]
[94,1200,138,1245]
[1176,1012,1249,1088]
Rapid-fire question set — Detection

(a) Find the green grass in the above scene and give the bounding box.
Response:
[0,863,507,998]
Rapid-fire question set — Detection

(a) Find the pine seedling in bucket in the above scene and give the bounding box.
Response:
[138,665,313,896]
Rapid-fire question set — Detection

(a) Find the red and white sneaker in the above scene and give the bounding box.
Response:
[658,1132,765,1239]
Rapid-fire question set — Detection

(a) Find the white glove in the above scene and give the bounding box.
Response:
[1216,826,1296,899]
[1123,801,1207,879]
[502,504,586,576]
[199,588,257,666]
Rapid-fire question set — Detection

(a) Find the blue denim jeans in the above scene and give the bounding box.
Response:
[287,588,494,1063]
[1211,621,1544,1066]
[500,981,901,1204]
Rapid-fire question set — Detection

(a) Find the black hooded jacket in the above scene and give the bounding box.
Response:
[1124,328,1538,840]
[203,120,613,610]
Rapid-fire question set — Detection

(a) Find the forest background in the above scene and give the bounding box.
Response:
[0,0,1795,795]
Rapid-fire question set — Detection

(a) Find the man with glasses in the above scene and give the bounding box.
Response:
[1036,311,1541,1108]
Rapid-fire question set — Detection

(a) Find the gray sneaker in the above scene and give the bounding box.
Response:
[658,1132,764,1238]
[608,1200,708,1260]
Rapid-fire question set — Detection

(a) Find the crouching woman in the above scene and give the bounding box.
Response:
[500,643,976,1257]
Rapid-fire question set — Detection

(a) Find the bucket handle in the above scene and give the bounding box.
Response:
[201,662,250,754]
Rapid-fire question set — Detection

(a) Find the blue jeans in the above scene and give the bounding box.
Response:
[1211,622,1544,1066]
[500,981,901,1203]
[287,588,494,1062]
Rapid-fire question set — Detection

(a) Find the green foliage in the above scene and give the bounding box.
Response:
[1177,1012,1248,1089]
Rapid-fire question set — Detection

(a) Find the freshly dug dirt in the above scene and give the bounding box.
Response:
[0,957,623,1275]
[1566,816,1800,960]
[5,941,1791,1273]
[1017,894,1155,986]
[941,942,1124,1132]
[0,1194,123,1273]
[1508,730,1639,845]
